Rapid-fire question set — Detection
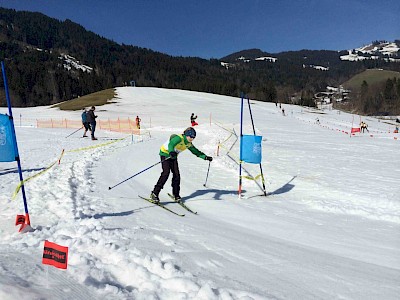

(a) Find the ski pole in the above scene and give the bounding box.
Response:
[65,126,83,138]
[108,158,167,190]
[203,161,211,187]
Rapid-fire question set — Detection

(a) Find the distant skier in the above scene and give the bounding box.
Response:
[364,122,369,133]
[135,115,141,129]
[86,106,98,140]
[81,108,91,137]
[360,121,369,133]
[150,127,213,203]
[190,113,198,126]
[316,118,320,125]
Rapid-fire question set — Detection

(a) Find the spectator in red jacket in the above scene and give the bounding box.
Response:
[190,113,198,126]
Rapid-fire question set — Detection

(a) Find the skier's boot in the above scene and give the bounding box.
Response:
[150,192,160,204]
[173,195,182,203]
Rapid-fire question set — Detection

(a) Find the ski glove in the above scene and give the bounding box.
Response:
[205,156,213,162]
[169,151,177,159]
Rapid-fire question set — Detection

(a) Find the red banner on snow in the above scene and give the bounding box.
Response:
[351,127,361,133]
[42,240,68,269]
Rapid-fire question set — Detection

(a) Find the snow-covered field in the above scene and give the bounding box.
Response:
[0,87,399,299]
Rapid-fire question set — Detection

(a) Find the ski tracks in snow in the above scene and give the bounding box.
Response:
[1,132,266,299]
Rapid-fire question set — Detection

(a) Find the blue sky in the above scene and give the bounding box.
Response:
[0,0,399,59]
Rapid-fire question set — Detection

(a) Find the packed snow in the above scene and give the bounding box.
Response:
[0,87,399,299]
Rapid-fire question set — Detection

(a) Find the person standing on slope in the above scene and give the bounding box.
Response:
[86,106,98,140]
[150,127,213,203]
[81,108,91,137]
[135,115,141,129]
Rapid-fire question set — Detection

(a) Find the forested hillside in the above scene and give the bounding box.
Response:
[0,7,399,114]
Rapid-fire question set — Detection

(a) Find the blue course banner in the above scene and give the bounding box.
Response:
[0,114,16,162]
[240,135,262,164]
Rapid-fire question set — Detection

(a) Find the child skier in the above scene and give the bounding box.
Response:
[190,113,198,126]
[150,127,212,203]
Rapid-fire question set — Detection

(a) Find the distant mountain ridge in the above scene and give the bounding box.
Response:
[222,41,400,64]
[0,7,399,115]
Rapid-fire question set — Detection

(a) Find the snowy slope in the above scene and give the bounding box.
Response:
[340,41,400,62]
[0,87,399,299]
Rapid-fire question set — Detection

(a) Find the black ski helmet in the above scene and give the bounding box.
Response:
[183,127,196,138]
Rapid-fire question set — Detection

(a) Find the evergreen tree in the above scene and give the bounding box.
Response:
[1,6,399,114]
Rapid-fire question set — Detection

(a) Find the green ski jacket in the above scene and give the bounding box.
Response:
[159,134,207,159]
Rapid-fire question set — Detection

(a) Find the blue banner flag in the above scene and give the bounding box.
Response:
[0,114,17,162]
[240,135,262,164]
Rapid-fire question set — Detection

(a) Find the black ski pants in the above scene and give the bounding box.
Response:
[90,121,96,138]
[153,156,180,197]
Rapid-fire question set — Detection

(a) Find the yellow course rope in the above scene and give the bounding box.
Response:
[12,135,130,199]
[240,174,264,182]
[66,136,128,153]
[214,121,266,189]
[12,149,65,199]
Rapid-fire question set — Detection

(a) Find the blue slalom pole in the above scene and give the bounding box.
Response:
[238,93,244,197]
[247,97,267,196]
[1,61,31,226]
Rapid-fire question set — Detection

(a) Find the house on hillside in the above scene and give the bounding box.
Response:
[314,86,350,109]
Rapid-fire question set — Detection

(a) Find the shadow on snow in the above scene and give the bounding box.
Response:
[0,167,47,176]
[184,188,238,201]
[266,176,296,196]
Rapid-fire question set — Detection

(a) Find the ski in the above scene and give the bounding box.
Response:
[138,195,185,217]
[167,193,198,215]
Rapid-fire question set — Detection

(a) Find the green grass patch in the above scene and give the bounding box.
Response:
[343,69,400,91]
[52,88,117,111]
